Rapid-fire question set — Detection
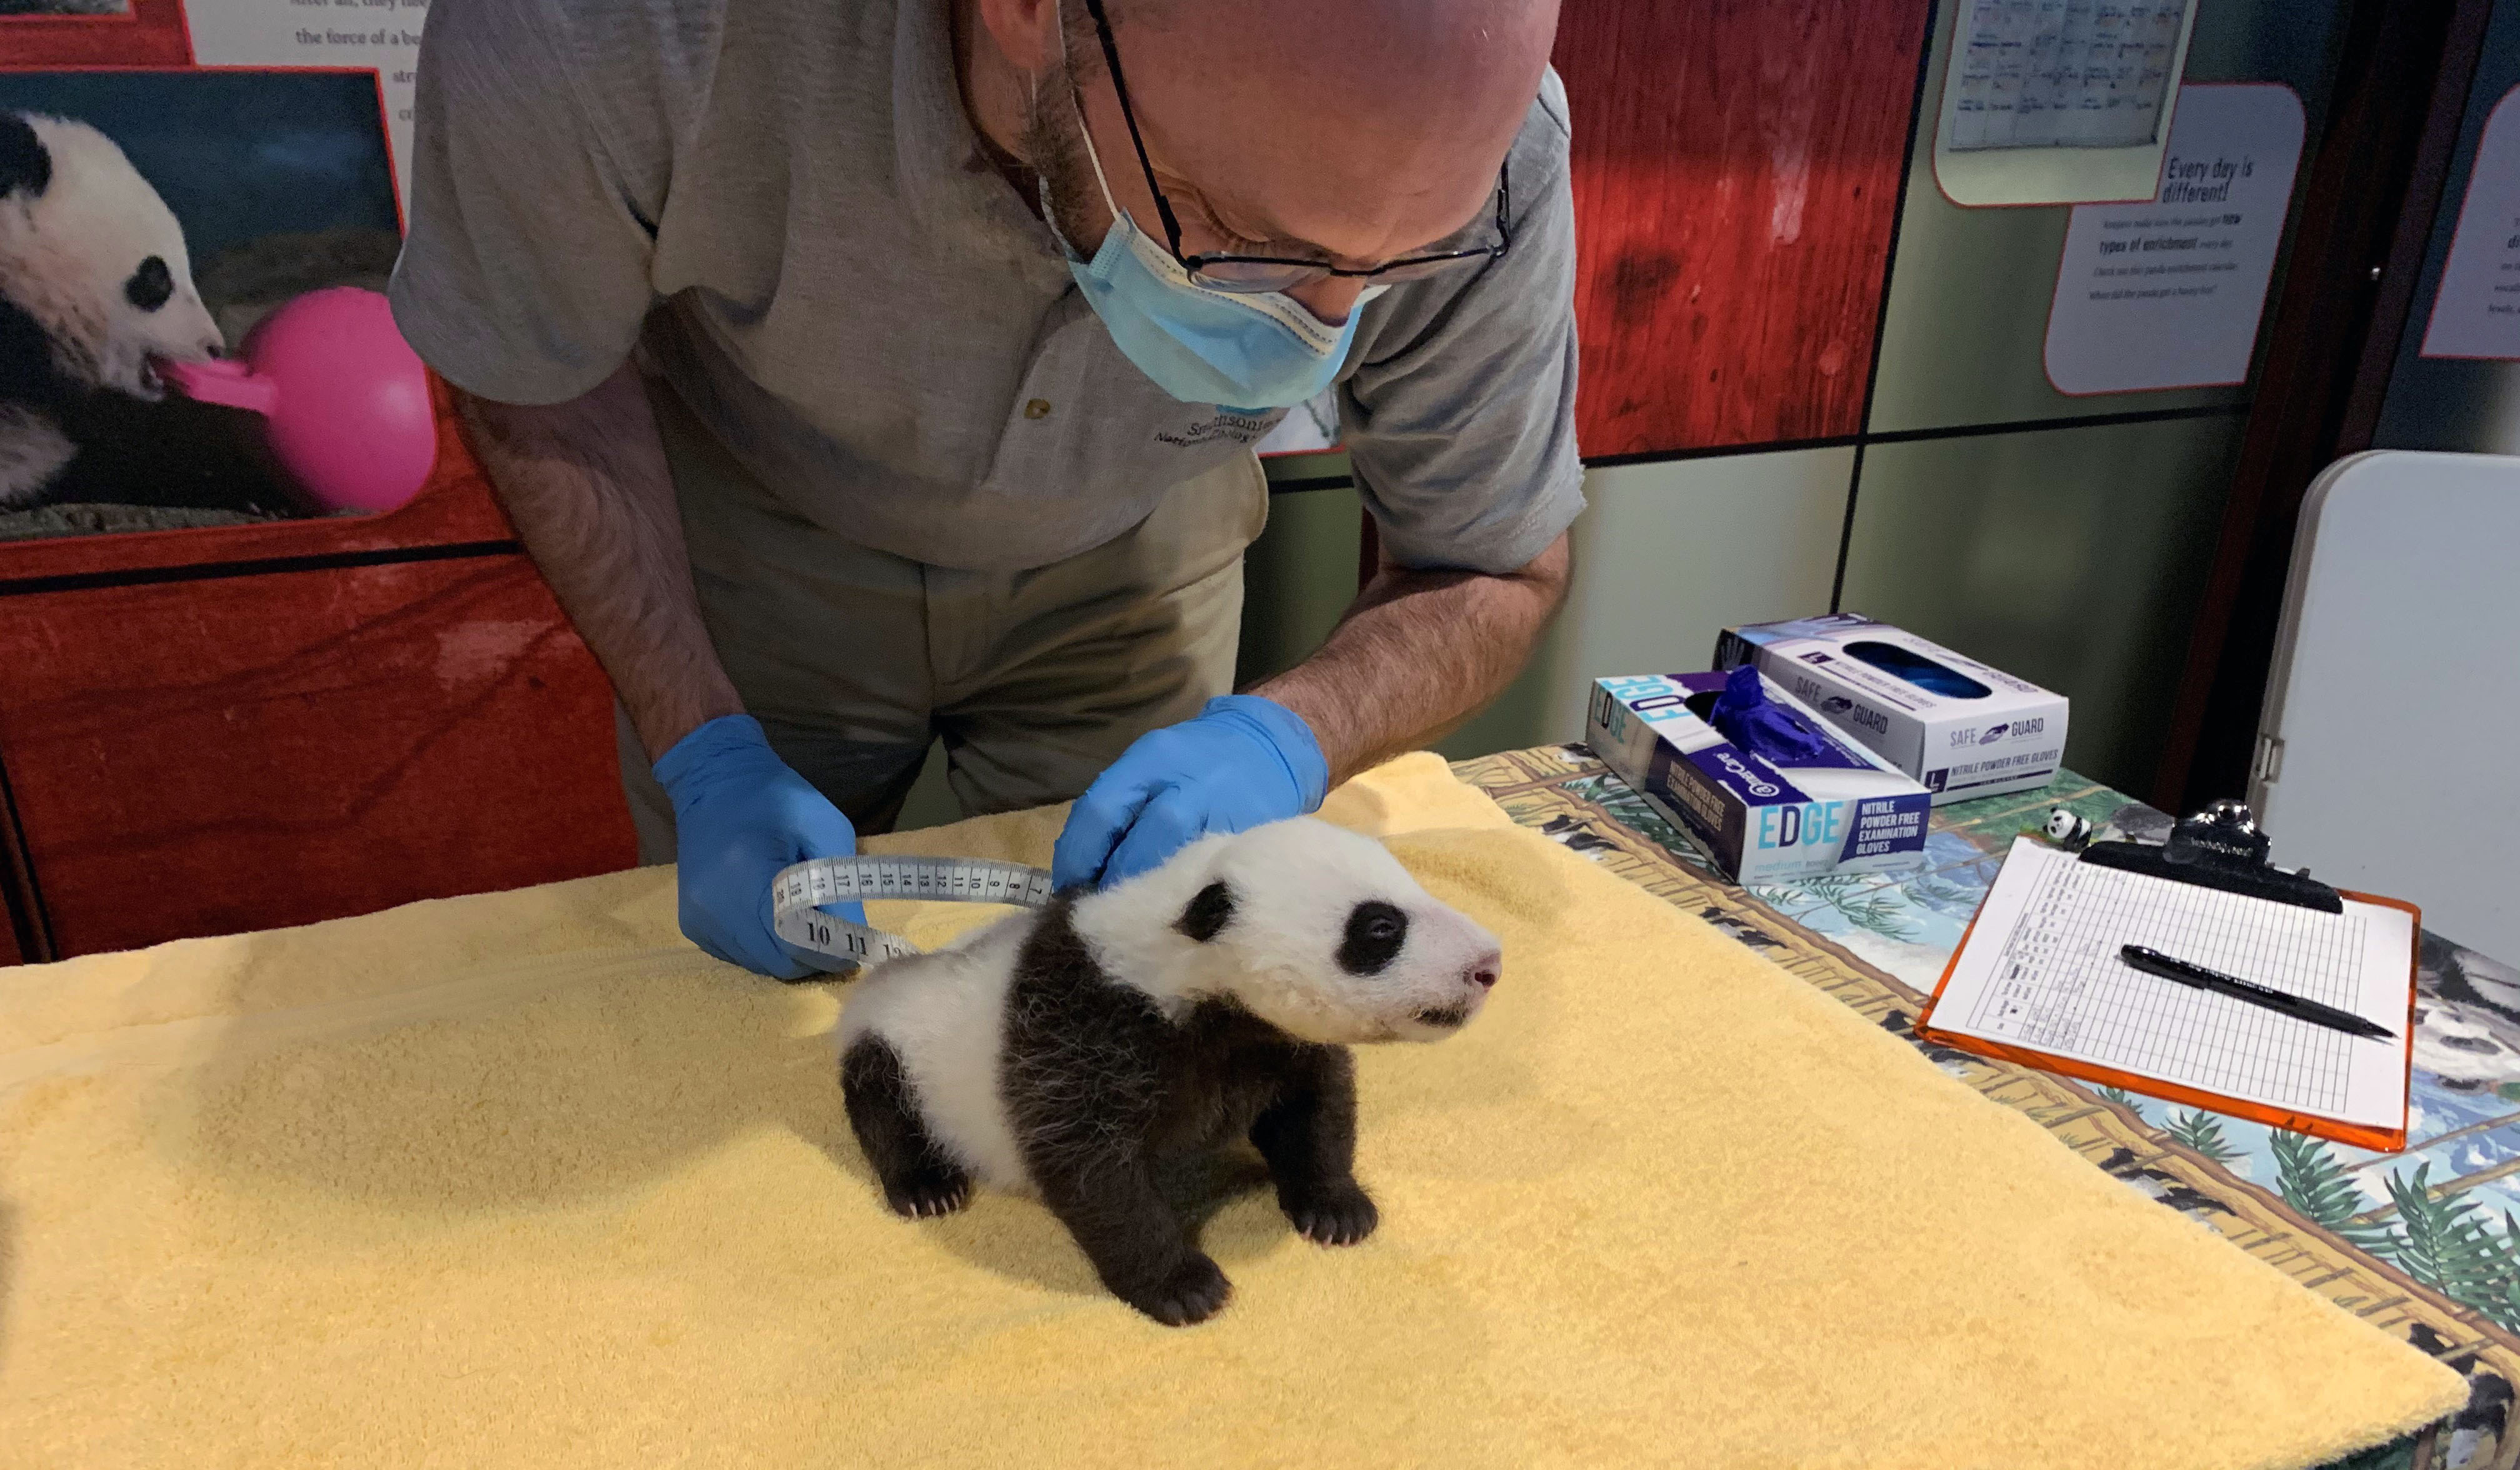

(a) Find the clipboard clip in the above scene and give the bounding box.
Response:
[2076,798,2344,913]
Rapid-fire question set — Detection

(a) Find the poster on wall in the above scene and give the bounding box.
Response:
[2418,86,2520,362]
[0,69,408,541]
[1932,0,2201,208]
[184,0,426,209]
[2042,84,2305,396]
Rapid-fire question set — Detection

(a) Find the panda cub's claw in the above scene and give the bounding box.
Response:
[1283,1179,1379,1247]
[884,1164,972,1220]
[1127,1251,1233,1328]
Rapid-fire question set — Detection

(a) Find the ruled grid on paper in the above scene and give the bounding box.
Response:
[1928,839,2414,1128]
[1946,0,2189,152]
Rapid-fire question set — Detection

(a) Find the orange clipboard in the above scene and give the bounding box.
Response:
[1914,876,2422,1154]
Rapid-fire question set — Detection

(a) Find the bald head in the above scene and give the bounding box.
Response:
[967,0,1556,308]
[1104,0,1554,261]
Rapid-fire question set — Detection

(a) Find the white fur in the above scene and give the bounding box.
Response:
[0,404,74,506]
[837,818,1501,1190]
[835,910,1036,1189]
[1071,820,1501,1045]
[0,112,222,401]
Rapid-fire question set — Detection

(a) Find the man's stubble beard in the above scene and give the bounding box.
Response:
[1019,36,1113,258]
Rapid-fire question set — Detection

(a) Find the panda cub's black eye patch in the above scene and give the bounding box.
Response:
[1338,900,1408,976]
[1176,881,1234,942]
[126,256,173,312]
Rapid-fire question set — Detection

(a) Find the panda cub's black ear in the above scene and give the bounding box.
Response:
[0,114,50,201]
[1175,881,1234,942]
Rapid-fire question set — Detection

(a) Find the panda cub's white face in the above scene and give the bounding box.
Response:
[1077,818,1504,1047]
[0,111,223,399]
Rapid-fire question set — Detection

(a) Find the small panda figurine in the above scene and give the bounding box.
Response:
[838,816,1502,1327]
[2042,807,2094,851]
[0,109,290,516]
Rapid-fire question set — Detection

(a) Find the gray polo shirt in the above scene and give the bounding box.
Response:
[388,0,1585,575]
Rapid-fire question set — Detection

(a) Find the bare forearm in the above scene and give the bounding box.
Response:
[1254,530,1572,784]
[456,363,740,761]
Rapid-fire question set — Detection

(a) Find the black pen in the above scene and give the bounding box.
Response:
[2119,944,2395,1041]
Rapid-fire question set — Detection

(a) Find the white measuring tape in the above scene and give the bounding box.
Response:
[770,854,1057,971]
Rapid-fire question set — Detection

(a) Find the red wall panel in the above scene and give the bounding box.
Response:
[0,553,636,956]
[0,0,190,68]
[1553,0,1932,457]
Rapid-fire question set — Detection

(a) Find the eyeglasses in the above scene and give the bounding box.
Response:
[1076,0,1512,294]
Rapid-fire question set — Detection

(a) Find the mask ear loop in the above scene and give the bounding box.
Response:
[1038,0,1336,341]
[1044,0,1131,228]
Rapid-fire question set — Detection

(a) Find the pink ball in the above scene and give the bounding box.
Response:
[162,286,438,514]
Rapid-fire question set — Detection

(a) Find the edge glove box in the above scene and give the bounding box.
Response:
[1586,672,1932,885]
[1712,614,2068,806]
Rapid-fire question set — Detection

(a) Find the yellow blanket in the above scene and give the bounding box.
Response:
[0,755,2460,1468]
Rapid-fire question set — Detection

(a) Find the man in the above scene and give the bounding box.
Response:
[388,0,1582,979]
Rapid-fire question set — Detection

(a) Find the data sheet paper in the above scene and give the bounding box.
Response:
[1948,0,2190,152]
[1929,839,2413,1129]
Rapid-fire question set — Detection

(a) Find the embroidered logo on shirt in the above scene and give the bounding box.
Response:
[1154,411,1279,448]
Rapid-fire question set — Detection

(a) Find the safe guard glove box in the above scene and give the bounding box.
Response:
[1586,671,1932,885]
[1713,614,2069,805]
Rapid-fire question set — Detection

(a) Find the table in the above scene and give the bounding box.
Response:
[1458,745,2517,1470]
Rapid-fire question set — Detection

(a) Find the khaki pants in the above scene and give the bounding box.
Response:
[615,379,1268,864]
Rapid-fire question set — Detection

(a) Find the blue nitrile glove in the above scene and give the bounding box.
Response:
[652,714,866,980]
[1052,694,1331,891]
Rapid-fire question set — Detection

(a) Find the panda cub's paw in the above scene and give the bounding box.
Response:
[1282,1179,1379,1248]
[1126,1251,1233,1328]
[882,1162,972,1220]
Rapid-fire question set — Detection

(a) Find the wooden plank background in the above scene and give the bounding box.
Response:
[0,377,635,959]
[1552,0,1933,457]
[0,551,634,956]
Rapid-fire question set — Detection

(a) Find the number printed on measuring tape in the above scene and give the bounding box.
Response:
[769,854,1056,972]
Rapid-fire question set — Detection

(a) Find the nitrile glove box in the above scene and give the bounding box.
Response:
[1585,672,1932,885]
[1712,614,2069,806]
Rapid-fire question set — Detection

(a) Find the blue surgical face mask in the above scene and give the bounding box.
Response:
[1042,72,1384,413]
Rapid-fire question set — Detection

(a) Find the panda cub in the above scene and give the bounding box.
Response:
[0,109,284,515]
[838,816,1502,1327]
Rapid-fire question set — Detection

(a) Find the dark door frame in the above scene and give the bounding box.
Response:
[2151,0,2497,814]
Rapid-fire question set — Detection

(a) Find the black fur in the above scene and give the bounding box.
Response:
[982,894,1372,1327]
[0,295,69,408]
[1175,880,1234,942]
[44,389,307,515]
[124,256,173,312]
[839,1034,972,1219]
[1337,899,1408,976]
[0,112,49,200]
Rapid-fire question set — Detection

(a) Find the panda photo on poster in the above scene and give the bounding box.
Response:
[0,69,406,540]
